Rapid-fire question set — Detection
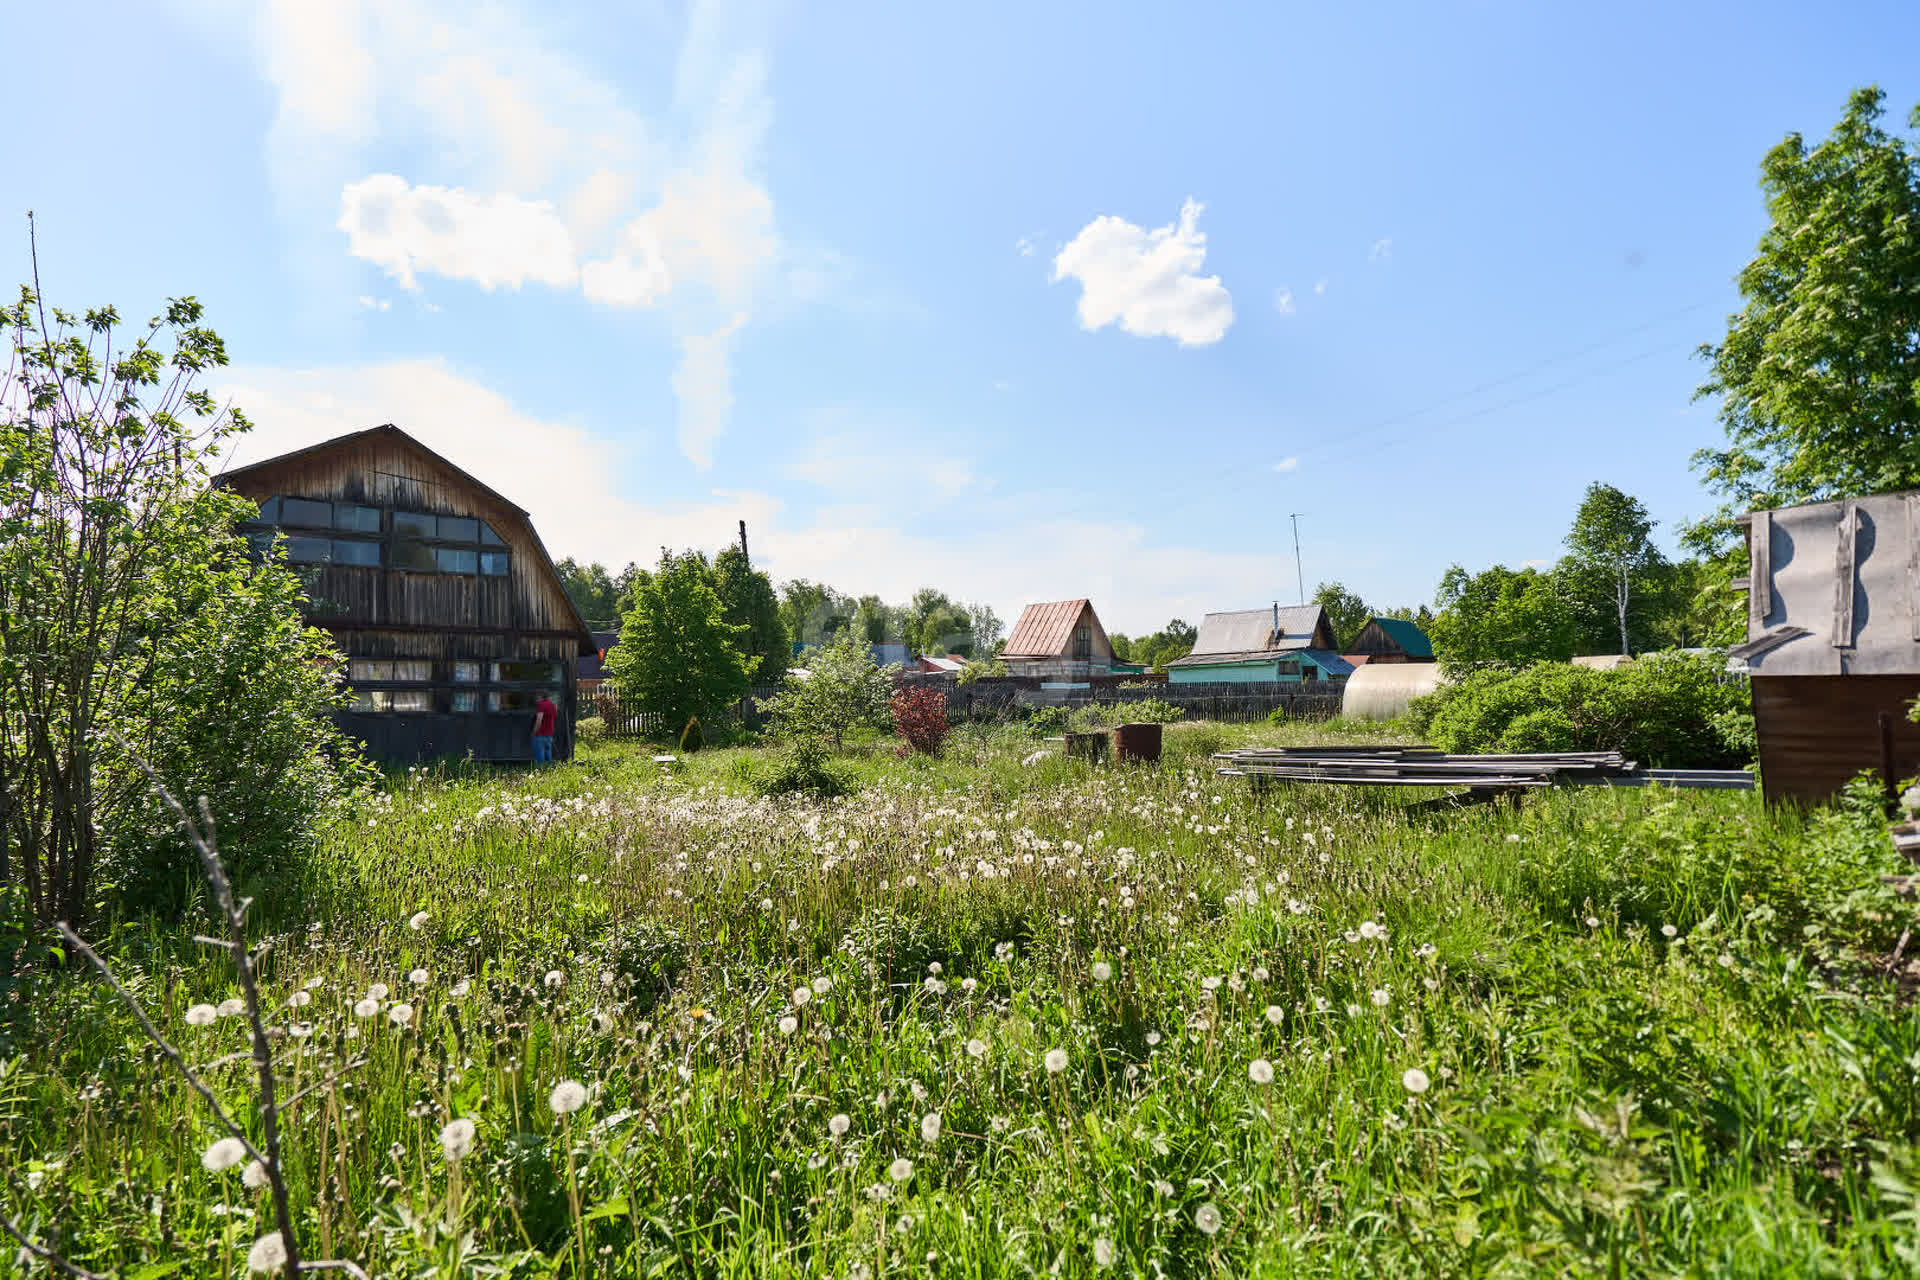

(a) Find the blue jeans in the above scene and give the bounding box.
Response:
[532,735,554,765]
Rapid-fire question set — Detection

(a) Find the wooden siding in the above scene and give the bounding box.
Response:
[220,429,586,642]
[1751,674,1920,806]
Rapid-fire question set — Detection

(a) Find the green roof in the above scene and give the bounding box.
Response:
[1369,617,1434,658]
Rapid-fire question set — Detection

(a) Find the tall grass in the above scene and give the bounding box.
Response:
[6,730,1918,1276]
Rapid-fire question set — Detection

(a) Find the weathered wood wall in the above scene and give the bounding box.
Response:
[1751,674,1920,806]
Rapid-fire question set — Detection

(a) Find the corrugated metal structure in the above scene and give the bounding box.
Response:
[217,425,597,764]
[1168,605,1349,684]
[1342,662,1448,720]
[1000,599,1120,679]
[1344,617,1435,665]
[1734,489,1920,805]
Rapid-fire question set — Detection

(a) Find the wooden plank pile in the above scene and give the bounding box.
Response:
[1890,819,1920,899]
[1213,746,1756,793]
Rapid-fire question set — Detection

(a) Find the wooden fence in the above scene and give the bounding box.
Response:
[584,678,1345,740]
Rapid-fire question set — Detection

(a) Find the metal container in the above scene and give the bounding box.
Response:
[1064,731,1110,763]
[1112,721,1163,764]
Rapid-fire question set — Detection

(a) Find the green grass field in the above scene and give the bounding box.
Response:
[9,720,1920,1277]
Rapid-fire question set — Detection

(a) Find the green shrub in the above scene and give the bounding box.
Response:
[1406,651,1752,768]
[753,736,858,799]
[1164,721,1226,761]
[1024,706,1068,738]
[1116,698,1185,724]
[576,715,607,743]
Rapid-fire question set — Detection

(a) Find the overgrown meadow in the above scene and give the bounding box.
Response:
[9,721,1920,1277]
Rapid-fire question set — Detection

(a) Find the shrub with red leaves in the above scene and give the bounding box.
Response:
[890,686,952,756]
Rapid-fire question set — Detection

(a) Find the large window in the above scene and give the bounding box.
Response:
[345,656,564,715]
[241,497,509,578]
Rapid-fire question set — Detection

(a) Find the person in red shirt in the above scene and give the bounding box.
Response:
[531,693,559,765]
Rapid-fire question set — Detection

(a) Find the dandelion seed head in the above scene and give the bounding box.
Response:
[247,1231,287,1275]
[812,976,833,995]
[792,986,811,1007]
[1093,1237,1115,1267]
[388,1002,414,1027]
[1249,1058,1274,1085]
[779,1015,798,1035]
[242,1160,270,1190]
[408,911,430,931]
[366,983,389,1001]
[1264,1004,1283,1025]
[353,998,378,1018]
[1194,1203,1222,1235]
[216,998,246,1018]
[920,1112,942,1143]
[1371,988,1390,1008]
[549,1079,588,1115]
[1402,1067,1432,1095]
[409,969,429,986]
[202,1136,247,1172]
[1661,924,1678,939]
[967,1038,987,1058]
[888,1157,913,1182]
[544,970,566,989]
[439,1117,476,1161]
[185,1004,217,1027]
[1090,961,1112,982]
[829,1113,851,1138]
[1044,1048,1068,1074]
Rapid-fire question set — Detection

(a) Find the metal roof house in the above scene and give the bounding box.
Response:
[1343,617,1436,666]
[1168,605,1354,684]
[1733,489,1920,805]
[217,425,597,765]
[1000,599,1121,679]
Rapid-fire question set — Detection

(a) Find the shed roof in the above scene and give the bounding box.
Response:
[1736,488,1920,676]
[1002,599,1094,657]
[1187,606,1328,657]
[1368,617,1434,658]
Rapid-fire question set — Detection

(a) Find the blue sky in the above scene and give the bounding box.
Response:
[8,1,1918,634]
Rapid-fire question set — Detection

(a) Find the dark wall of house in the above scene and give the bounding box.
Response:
[1753,674,1920,806]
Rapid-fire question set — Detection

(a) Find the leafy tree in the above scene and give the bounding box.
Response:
[964,601,1004,657]
[556,558,622,629]
[1429,564,1576,667]
[1311,581,1374,651]
[1561,483,1666,656]
[713,545,789,686]
[763,631,896,752]
[1129,618,1198,671]
[1,279,367,930]
[1378,604,1437,632]
[607,550,753,732]
[780,578,853,648]
[1694,87,1920,517]
[852,595,906,646]
[1108,633,1133,663]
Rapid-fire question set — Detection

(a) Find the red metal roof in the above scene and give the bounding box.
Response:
[1002,599,1094,658]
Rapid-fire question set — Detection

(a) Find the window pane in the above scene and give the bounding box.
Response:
[452,691,478,712]
[245,531,276,559]
[435,547,478,574]
[493,660,562,683]
[282,498,332,527]
[332,539,380,566]
[391,690,432,712]
[437,516,478,543]
[350,690,375,712]
[393,660,432,682]
[391,537,436,571]
[452,661,482,683]
[479,551,509,576]
[285,536,331,562]
[254,497,280,524]
[349,659,392,681]
[479,522,505,545]
[489,689,556,712]
[334,504,380,533]
[393,511,436,538]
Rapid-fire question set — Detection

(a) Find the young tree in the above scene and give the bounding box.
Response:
[1428,564,1576,667]
[1560,482,1666,656]
[713,545,789,686]
[780,578,852,647]
[1,275,366,931]
[1695,88,1920,515]
[1311,581,1373,651]
[607,550,753,732]
[965,601,1004,657]
[763,631,896,752]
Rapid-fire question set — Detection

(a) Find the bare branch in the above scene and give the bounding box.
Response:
[299,1261,371,1279]
[0,1205,110,1280]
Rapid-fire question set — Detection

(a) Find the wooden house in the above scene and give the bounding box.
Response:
[999,599,1119,680]
[217,425,597,764]
[1343,617,1435,667]
[1168,605,1353,684]
[1733,489,1920,805]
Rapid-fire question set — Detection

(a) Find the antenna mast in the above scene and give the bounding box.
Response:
[1289,513,1306,605]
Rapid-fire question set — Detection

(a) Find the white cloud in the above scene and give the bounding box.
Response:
[219,0,780,469]
[672,314,748,470]
[1015,236,1036,258]
[338,175,579,292]
[1272,457,1299,473]
[1369,237,1393,263]
[1273,287,1294,315]
[356,295,391,312]
[212,361,1284,635]
[1051,199,1233,347]
[1313,278,1329,296]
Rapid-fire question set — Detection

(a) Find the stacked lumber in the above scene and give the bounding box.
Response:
[1214,746,1632,788]
[1890,819,1920,898]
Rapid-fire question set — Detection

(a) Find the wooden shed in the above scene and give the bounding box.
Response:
[1000,599,1120,680]
[1343,617,1435,666]
[217,425,597,764]
[1167,605,1352,684]
[1734,489,1920,805]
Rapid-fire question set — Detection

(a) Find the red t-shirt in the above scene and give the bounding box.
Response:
[533,697,558,737]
